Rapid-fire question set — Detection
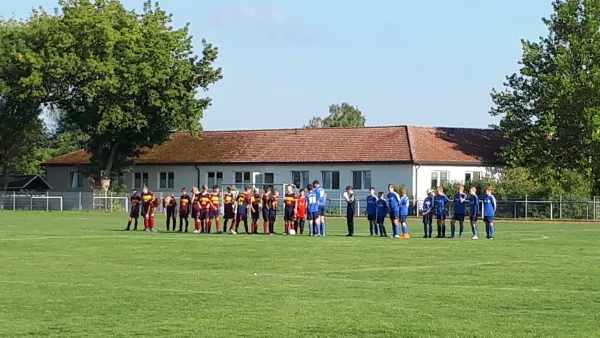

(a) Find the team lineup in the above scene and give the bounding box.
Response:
[125,181,498,239]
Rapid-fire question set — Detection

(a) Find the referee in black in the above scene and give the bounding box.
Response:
[343,185,356,236]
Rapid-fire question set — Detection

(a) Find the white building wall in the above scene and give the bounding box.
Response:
[414,165,502,200]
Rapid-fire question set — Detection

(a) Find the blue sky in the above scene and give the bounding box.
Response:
[3,0,552,131]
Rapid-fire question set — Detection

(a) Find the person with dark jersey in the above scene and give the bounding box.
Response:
[191,187,202,233]
[450,185,468,238]
[232,186,252,235]
[250,188,261,234]
[434,186,450,238]
[126,189,142,231]
[366,188,378,236]
[268,190,279,235]
[207,185,222,234]
[179,188,191,232]
[140,186,153,231]
[422,189,434,238]
[222,186,236,233]
[261,187,271,234]
[295,189,307,234]
[145,193,159,232]
[198,185,211,233]
[343,186,357,237]
[163,194,177,231]
[283,185,296,234]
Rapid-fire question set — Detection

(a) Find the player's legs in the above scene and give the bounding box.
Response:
[422,215,428,238]
[470,215,479,239]
[400,215,409,239]
[268,210,276,234]
[427,214,433,238]
[441,213,447,238]
[435,216,442,238]
[262,209,269,234]
[391,212,400,238]
[458,214,465,238]
[450,217,456,238]
[319,206,326,236]
[215,212,222,234]
[487,216,495,239]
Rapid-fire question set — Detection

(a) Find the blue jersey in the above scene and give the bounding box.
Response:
[387,192,400,211]
[315,187,326,205]
[483,195,496,216]
[400,195,409,215]
[469,194,480,215]
[366,195,377,215]
[376,199,388,216]
[306,192,319,213]
[434,194,450,214]
[423,196,433,213]
[453,193,467,214]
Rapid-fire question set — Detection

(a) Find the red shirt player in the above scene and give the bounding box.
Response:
[295,189,307,235]
[146,194,159,232]
[207,185,222,234]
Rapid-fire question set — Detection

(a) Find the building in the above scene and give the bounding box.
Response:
[42,126,503,200]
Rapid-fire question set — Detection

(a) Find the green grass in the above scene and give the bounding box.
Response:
[0,212,599,337]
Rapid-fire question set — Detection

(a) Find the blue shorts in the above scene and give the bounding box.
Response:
[452,213,465,222]
[236,212,247,222]
[284,207,295,221]
[422,213,433,224]
[367,214,376,221]
[389,210,399,221]
[376,216,386,224]
[307,211,319,220]
[483,216,494,224]
[436,211,446,220]
[209,210,220,218]
[400,214,408,223]
[318,205,325,216]
[262,208,270,220]
[470,213,478,222]
[269,209,277,221]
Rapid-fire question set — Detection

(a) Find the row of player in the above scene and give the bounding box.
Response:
[125,183,498,240]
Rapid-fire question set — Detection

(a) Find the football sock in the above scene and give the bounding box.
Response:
[459,221,464,237]
[442,225,446,237]
[133,219,138,230]
[269,222,274,234]
[380,224,387,236]
[423,224,427,236]
[126,220,131,230]
[374,221,379,235]
[321,222,326,235]
[451,223,456,237]
[285,223,289,234]
[166,217,171,231]
[485,224,490,237]
[401,225,408,235]
[427,224,433,237]
[243,221,249,234]
[471,223,478,236]
[489,224,495,237]
[299,219,305,234]
[437,225,442,237]
[370,222,374,235]
[392,224,399,237]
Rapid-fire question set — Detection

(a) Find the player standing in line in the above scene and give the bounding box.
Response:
[191,187,201,233]
[283,185,297,234]
[207,185,222,234]
[126,189,141,231]
[434,186,450,238]
[222,186,236,233]
[179,188,191,232]
[469,187,480,240]
[450,186,467,238]
[250,188,261,234]
[387,184,401,238]
[399,188,410,239]
[163,194,177,231]
[313,180,327,236]
[305,184,320,236]
[295,189,307,235]
[262,187,272,235]
[376,192,388,237]
[366,188,378,236]
[140,186,153,231]
[422,189,434,238]
[232,186,251,235]
[269,190,279,235]
[483,188,497,240]
[198,185,211,233]
[145,193,159,232]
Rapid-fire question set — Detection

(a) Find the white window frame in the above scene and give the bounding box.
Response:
[159,172,175,189]
[465,171,482,182]
[430,171,449,189]
[134,172,149,189]
[254,172,275,189]
[69,172,84,189]
[291,171,310,189]
[352,170,371,190]
[321,171,340,190]
[207,171,223,188]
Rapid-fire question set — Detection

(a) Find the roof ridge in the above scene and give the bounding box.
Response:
[190,125,407,133]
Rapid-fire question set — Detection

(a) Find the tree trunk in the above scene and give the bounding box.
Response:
[99,141,120,193]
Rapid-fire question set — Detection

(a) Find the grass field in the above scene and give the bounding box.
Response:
[0,212,599,337]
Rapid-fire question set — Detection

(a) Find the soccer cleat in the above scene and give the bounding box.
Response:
[230,229,237,235]
[488,237,494,240]
[151,229,158,233]
[472,235,478,240]
[393,235,400,238]
[193,230,201,234]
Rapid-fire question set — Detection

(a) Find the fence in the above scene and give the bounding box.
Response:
[2,191,600,220]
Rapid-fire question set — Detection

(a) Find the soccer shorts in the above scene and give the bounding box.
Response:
[179,209,189,219]
[307,211,319,221]
[223,207,234,220]
[376,216,386,224]
[436,211,446,220]
[141,206,149,218]
[209,210,220,218]
[251,210,260,221]
[469,213,478,222]
[452,213,465,222]
[399,214,408,223]
[284,207,294,221]
[389,210,399,221]
[483,216,494,224]
[269,209,277,222]
[236,212,247,222]
[318,205,325,216]
[367,214,376,221]
[422,212,433,224]
[191,208,199,220]
[262,208,270,221]
[129,209,140,219]
[198,210,208,220]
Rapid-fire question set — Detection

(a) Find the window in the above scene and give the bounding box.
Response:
[134,172,149,188]
[291,171,310,189]
[465,171,482,182]
[255,172,275,189]
[235,172,251,184]
[207,172,223,187]
[352,170,371,190]
[69,172,84,188]
[321,171,340,190]
[430,171,449,189]
[159,172,175,189]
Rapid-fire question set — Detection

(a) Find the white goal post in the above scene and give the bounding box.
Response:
[93,196,129,213]
[30,196,63,211]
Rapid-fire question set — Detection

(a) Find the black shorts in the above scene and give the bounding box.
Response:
[422,213,433,224]
[284,207,294,221]
[141,206,149,218]
[191,209,199,219]
[269,209,277,222]
[376,216,385,224]
[483,216,494,224]
[367,214,376,221]
[436,211,446,220]
[198,210,208,220]
[251,211,260,221]
[130,209,140,218]
[224,207,234,220]
[262,208,270,220]
[470,213,478,222]
[179,210,189,219]
[452,213,465,222]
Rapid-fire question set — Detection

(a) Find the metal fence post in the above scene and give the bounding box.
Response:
[339,195,342,216]
[550,202,553,220]
[594,196,597,221]
[586,203,589,220]
[46,191,49,211]
[525,195,528,219]
[79,191,82,211]
[559,195,562,219]
[513,202,517,218]
[30,196,33,210]
[110,191,113,212]
[12,191,16,210]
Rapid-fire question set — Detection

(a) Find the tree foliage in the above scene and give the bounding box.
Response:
[490,0,600,195]
[305,102,366,128]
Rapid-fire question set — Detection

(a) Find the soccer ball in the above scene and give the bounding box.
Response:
[289,229,296,236]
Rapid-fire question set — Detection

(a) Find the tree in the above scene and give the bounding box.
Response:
[305,102,366,128]
[23,0,222,191]
[490,0,600,195]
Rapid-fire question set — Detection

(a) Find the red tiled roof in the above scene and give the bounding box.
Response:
[407,126,503,165]
[42,126,413,165]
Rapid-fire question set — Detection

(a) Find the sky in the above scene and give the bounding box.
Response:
[3,0,554,131]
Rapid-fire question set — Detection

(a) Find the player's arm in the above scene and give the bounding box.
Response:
[492,196,497,212]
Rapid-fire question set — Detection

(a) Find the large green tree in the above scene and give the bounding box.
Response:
[490,0,600,194]
[305,102,366,128]
[22,0,222,190]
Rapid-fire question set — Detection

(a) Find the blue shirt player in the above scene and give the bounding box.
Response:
[483,188,497,240]
[313,180,327,236]
[387,184,401,238]
[469,187,480,240]
[450,186,468,238]
[376,192,388,237]
[399,189,410,238]
[305,184,321,236]
[434,186,450,238]
[366,188,378,236]
[422,189,434,238]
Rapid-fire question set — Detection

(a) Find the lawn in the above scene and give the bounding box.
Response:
[0,212,598,337]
